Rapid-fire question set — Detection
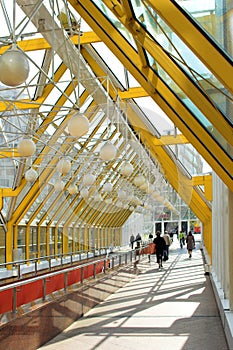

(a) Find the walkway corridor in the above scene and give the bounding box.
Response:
[39,240,229,350]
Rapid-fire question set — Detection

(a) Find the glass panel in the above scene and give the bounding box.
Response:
[174,0,233,59]
[40,227,46,257]
[18,226,26,260]
[147,56,233,157]
[132,0,233,123]
[134,97,174,135]
[30,226,38,259]
[94,0,137,49]
[91,43,127,88]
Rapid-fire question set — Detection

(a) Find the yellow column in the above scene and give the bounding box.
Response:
[26,225,30,262]
[6,222,13,268]
[62,226,68,254]
[54,226,58,257]
[37,225,41,261]
[46,226,50,256]
[84,226,88,252]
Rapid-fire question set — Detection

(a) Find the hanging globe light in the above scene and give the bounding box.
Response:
[105,198,112,204]
[67,183,77,195]
[82,173,96,186]
[0,45,30,86]
[56,158,71,174]
[115,200,122,208]
[133,175,145,187]
[93,193,103,202]
[25,168,38,182]
[99,141,117,161]
[117,189,127,200]
[80,188,89,198]
[152,191,159,200]
[140,181,149,191]
[54,178,65,191]
[67,111,89,138]
[129,205,135,211]
[17,138,36,157]
[103,182,113,192]
[120,162,134,176]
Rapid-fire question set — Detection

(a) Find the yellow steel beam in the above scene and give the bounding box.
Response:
[70,0,232,191]
[118,87,149,99]
[146,0,233,96]
[103,0,233,148]
[193,174,212,201]
[0,32,101,54]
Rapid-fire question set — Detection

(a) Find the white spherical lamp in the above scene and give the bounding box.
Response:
[117,189,127,200]
[56,158,71,174]
[54,178,65,191]
[25,168,37,182]
[67,111,89,138]
[133,175,145,187]
[18,138,36,157]
[82,173,96,186]
[93,193,103,202]
[120,162,134,176]
[129,205,135,211]
[105,198,112,204]
[116,200,122,207]
[99,141,117,161]
[140,181,149,191]
[0,47,30,86]
[80,188,89,198]
[103,182,113,192]
[67,183,77,195]
[152,191,159,200]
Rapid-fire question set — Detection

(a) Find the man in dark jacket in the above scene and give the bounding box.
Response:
[153,231,166,269]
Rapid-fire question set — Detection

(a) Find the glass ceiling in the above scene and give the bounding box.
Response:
[0,0,232,230]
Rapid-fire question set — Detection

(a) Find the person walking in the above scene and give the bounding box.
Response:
[130,234,135,249]
[178,230,185,249]
[163,231,171,260]
[135,233,142,243]
[186,231,195,258]
[153,231,166,269]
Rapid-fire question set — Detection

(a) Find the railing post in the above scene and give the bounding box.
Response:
[94,263,96,279]
[103,259,106,273]
[125,253,127,265]
[112,256,114,270]
[34,260,38,276]
[119,254,121,266]
[81,266,84,284]
[13,287,17,313]
[43,278,46,301]
[64,272,67,293]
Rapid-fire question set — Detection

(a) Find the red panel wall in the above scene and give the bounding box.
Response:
[16,280,43,307]
[0,289,13,314]
[45,274,64,295]
[0,260,110,313]
[67,268,81,286]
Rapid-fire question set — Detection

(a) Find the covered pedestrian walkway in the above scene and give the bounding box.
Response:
[39,239,229,350]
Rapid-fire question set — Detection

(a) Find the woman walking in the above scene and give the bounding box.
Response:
[186,231,195,258]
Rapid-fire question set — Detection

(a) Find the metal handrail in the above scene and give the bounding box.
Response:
[0,249,136,314]
[0,248,108,269]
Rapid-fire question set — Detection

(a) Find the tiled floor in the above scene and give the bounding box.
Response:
[39,239,229,350]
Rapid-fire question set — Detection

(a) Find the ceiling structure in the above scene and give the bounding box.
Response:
[0,0,232,241]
